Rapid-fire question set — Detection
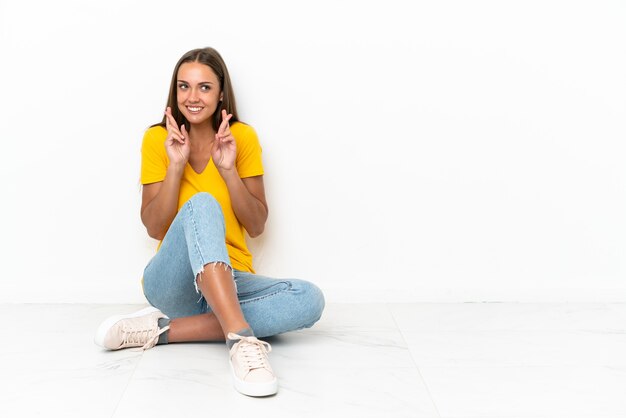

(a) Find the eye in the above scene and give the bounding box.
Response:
[200,84,211,92]
[177,83,188,90]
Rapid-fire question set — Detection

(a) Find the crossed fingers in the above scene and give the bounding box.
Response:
[217,109,233,139]
[165,107,187,144]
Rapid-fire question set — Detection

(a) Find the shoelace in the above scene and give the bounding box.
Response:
[228,333,272,370]
[123,324,171,351]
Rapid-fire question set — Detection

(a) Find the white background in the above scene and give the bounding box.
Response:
[0,0,624,303]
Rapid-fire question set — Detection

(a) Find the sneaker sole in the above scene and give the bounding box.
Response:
[230,363,278,397]
[94,306,164,349]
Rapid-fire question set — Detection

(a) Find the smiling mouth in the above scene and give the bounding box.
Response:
[186,106,204,113]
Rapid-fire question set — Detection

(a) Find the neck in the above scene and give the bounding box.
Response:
[188,122,215,147]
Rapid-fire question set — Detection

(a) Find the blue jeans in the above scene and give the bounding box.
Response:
[142,192,325,338]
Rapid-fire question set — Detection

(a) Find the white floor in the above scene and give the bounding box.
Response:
[2,303,625,418]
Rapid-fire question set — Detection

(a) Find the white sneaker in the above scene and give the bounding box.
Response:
[94,306,169,351]
[228,333,278,397]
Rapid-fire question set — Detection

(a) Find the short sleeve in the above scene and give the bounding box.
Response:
[140,126,168,185]
[233,123,264,178]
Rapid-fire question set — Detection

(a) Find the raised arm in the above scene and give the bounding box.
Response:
[141,108,190,240]
[221,172,268,238]
[213,110,268,238]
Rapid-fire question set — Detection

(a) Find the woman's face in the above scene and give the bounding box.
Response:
[176,62,222,127]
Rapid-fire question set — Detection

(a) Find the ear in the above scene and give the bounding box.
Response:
[220,93,224,102]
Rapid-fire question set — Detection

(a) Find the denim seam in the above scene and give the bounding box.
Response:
[187,200,207,272]
[187,200,207,296]
[239,281,292,305]
[187,198,234,298]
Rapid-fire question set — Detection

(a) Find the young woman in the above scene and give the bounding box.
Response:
[95,47,325,397]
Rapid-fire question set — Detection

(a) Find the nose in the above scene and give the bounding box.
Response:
[188,87,200,102]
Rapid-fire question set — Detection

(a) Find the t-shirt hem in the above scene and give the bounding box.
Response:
[238,170,264,179]
[141,176,166,185]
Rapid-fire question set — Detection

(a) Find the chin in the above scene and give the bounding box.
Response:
[185,113,213,125]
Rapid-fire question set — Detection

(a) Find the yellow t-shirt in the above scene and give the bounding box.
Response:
[140,122,264,273]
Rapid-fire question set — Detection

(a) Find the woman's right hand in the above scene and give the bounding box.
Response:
[164,107,190,167]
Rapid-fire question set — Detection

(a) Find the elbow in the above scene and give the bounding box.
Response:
[141,214,163,241]
[246,210,268,238]
[146,226,165,241]
[247,224,265,239]
[150,232,165,241]
[142,214,166,241]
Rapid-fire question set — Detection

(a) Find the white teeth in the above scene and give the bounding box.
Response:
[187,106,203,112]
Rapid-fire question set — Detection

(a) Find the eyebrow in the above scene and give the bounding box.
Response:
[177,80,215,85]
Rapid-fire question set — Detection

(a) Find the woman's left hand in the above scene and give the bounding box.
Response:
[212,110,236,171]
